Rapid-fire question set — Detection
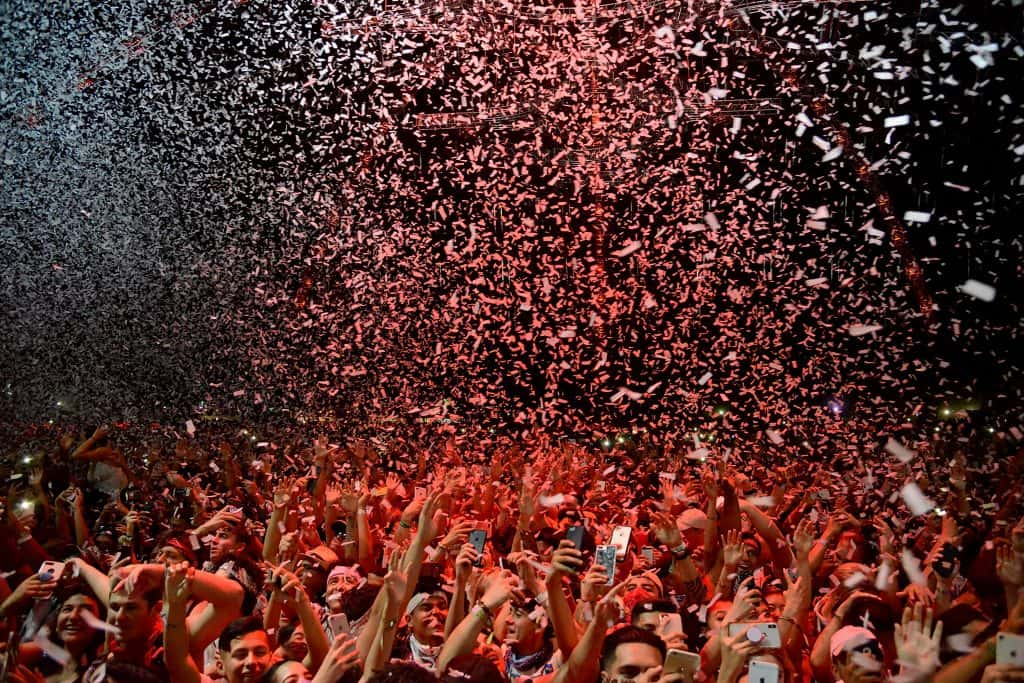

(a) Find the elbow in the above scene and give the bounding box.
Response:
[226,582,245,614]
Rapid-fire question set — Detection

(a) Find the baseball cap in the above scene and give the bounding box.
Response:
[299,545,339,572]
[830,626,880,658]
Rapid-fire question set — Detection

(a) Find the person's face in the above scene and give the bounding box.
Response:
[632,611,666,632]
[602,642,664,682]
[833,645,884,683]
[708,601,732,633]
[740,540,760,568]
[280,624,308,662]
[155,544,187,567]
[209,526,244,565]
[298,560,327,596]
[108,588,160,646]
[57,594,100,650]
[504,605,542,651]
[762,590,785,619]
[410,595,448,644]
[326,570,361,596]
[221,630,273,683]
[624,576,660,598]
[271,660,311,683]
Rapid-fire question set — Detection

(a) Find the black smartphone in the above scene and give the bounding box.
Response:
[566,524,584,550]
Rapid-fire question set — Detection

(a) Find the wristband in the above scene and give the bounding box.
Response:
[671,542,691,559]
[399,519,412,529]
[475,601,494,619]
[535,591,549,606]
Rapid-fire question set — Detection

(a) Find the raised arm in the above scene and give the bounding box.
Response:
[544,540,585,657]
[163,562,203,683]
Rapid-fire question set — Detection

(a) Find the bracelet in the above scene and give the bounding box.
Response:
[475,601,494,619]
[535,591,549,606]
[471,605,489,622]
[779,615,800,630]
[671,543,691,559]
[399,519,412,529]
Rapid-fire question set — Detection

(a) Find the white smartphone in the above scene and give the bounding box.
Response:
[727,622,781,649]
[663,649,700,678]
[997,632,1024,666]
[658,612,684,638]
[38,561,66,582]
[610,526,632,560]
[328,613,351,637]
[748,660,781,683]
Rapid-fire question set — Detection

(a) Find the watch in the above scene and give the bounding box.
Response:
[670,542,691,559]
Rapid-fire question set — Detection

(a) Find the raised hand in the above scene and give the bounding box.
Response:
[455,543,479,584]
[548,539,584,583]
[268,563,307,606]
[980,664,1024,683]
[894,603,943,681]
[164,561,194,608]
[311,633,361,683]
[650,512,683,548]
[592,581,628,628]
[479,569,523,612]
[439,519,475,553]
[722,529,744,568]
[998,544,1024,588]
[581,565,612,602]
[723,578,759,625]
[719,624,761,682]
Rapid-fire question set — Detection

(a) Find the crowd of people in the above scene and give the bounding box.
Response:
[2,421,1024,683]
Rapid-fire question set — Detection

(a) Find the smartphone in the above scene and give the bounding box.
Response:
[469,529,487,566]
[658,612,684,638]
[748,660,781,683]
[566,525,585,550]
[663,649,700,677]
[225,506,243,516]
[610,526,632,560]
[596,545,617,585]
[641,546,655,564]
[997,632,1024,666]
[38,560,67,583]
[728,623,781,649]
[328,613,351,637]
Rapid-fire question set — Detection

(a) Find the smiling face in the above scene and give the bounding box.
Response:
[410,595,448,645]
[56,593,101,653]
[270,659,311,683]
[222,629,273,683]
[503,604,544,654]
[107,586,161,649]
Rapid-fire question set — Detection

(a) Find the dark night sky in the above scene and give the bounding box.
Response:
[1,0,1021,444]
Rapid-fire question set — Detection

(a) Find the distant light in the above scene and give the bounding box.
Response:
[18,500,33,511]
[934,507,946,517]
[22,456,31,464]
[941,408,952,417]
[601,438,612,449]
[986,427,995,434]
[615,435,626,444]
